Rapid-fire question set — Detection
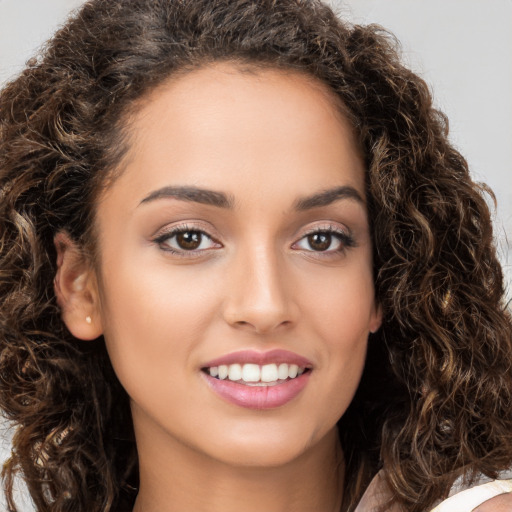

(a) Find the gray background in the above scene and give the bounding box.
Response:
[1,0,511,509]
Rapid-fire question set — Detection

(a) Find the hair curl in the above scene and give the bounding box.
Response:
[1,1,511,511]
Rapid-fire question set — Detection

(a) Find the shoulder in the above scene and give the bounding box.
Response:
[356,471,512,512]
[473,492,512,512]
[355,471,512,512]
[430,478,512,512]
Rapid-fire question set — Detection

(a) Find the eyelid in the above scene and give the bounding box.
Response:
[296,222,353,241]
[152,222,222,256]
[291,222,356,254]
[300,222,350,238]
[152,219,220,240]
[151,220,355,259]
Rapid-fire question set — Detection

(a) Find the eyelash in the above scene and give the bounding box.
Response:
[153,223,355,258]
[153,223,221,256]
[293,225,355,257]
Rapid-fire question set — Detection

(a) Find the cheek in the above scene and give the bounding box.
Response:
[303,265,375,415]
[96,259,219,397]
[304,262,376,343]
[100,250,218,333]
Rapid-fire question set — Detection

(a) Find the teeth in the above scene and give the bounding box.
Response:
[278,363,288,380]
[261,364,278,382]
[242,364,260,382]
[218,365,228,379]
[228,363,242,381]
[206,363,307,383]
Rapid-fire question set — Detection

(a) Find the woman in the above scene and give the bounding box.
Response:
[1,1,511,511]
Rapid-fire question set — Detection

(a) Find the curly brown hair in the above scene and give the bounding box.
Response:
[1,1,511,511]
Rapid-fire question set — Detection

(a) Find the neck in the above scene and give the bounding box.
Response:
[132,420,344,512]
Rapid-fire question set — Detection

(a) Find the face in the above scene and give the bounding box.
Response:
[91,64,381,468]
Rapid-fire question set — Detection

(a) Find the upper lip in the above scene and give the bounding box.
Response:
[201,349,313,369]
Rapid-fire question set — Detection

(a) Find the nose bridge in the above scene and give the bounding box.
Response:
[223,236,295,333]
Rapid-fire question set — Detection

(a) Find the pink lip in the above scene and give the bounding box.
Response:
[201,349,313,368]
[202,371,311,410]
[200,349,313,410]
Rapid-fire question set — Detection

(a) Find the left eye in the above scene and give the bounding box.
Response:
[158,230,218,252]
[294,231,346,252]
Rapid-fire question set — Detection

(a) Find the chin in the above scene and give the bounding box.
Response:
[201,423,336,469]
[225,447,306,468]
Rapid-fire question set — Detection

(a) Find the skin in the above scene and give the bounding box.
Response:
[474,493,512,512]
[56,63,380,512]
[52,63,512,512]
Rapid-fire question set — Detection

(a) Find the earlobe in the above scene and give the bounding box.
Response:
[53,232,103,341]
[369,303,383,334]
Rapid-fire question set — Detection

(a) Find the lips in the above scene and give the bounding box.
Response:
[202,349,312,368]
[201,349,313,409]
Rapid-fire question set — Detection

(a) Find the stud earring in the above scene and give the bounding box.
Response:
[85,316,92,324]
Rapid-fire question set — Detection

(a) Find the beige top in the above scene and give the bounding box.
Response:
[354,471,512,512]
[430,479,512,512]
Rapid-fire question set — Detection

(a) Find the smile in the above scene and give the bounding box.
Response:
[203,363,307,385]
[201,350,313,409]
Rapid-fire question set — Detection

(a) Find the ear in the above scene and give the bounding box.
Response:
[369,303,383,334]
[53,232,103,340]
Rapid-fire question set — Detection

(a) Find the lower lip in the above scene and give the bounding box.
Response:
[202,372,311,410]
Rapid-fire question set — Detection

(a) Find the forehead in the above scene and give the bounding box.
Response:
[104,62,365,208]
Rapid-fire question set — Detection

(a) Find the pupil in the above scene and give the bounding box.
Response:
[176,231,201,250]
[308,233,331,251]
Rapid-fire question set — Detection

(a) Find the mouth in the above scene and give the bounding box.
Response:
[200,350,313,409]
[202,363,310,386]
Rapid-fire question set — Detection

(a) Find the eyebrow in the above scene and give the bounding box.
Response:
[293,185,364,211]
[139,184,364,211]
[139,186,234,208]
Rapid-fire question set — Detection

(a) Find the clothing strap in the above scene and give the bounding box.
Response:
[429,479,512,512]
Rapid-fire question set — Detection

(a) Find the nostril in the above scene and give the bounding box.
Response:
[222,287,298,333]
[229,318,293,335]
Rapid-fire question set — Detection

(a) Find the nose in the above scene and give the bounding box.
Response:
[222,244,298,334]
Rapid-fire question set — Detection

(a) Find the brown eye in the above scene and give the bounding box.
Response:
[156,228,219,254]
[307,233,332,251]
[293,227,353,255]
[175,231,202,250]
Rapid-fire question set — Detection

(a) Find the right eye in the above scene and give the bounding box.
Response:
[154,226,221,255]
